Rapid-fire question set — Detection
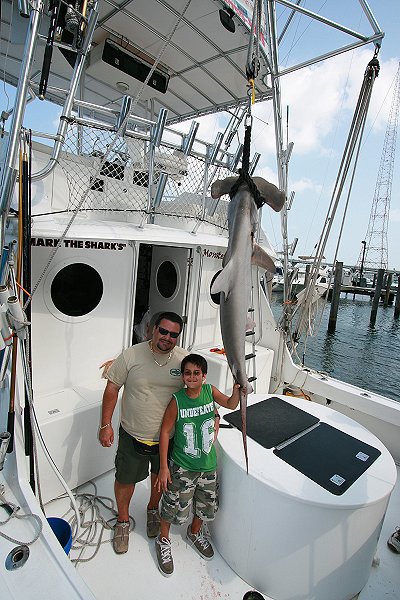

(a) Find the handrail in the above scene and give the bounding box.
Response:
[187,246,203,351]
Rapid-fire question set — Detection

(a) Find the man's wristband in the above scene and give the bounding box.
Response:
[99,423,112,430]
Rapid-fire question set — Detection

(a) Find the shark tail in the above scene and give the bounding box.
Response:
[240,386,249,473]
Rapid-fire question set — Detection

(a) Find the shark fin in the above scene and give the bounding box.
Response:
[251,244,276,273]
[211,261,235,299]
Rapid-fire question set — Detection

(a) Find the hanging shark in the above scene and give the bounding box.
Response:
[210,176,285,470]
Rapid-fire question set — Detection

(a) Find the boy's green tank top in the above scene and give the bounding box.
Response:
[172,383,217,472]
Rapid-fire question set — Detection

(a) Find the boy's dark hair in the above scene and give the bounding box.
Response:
[154,312,183,333]
[181,354,208,375]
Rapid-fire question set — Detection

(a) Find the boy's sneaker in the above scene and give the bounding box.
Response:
[155,536,174,576]
[186,525,214,560]
[387,527,400,553]
[113,521,130,554]
[147,508,160,538]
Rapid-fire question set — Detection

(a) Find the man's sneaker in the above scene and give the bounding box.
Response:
[186,525,214,560]
[387,527,400,553]
[147,508,160,538]
[113,521,130,554]
[155,536,174,576]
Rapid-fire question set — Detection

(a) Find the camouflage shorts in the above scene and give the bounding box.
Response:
[160,462,218,525]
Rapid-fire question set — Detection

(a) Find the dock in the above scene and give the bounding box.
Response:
[333,286,395,303]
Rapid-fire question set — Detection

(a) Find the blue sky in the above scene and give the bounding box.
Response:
[1,0,399,268]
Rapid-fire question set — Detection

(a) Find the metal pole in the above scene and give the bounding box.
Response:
[359,240,366,285]
[394,274,400,319]
[384,272,392,307]
[0,0,42,221]
[370,268,384,327]
[266,0,289,312]
[328,261,343,333]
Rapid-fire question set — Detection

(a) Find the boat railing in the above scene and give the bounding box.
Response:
[57,118,233,231]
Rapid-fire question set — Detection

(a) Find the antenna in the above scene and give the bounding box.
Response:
[360,63,400,270]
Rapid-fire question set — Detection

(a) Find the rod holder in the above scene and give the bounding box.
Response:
[0,432,11,470]
[207,197,219,217]
[288,190,295,210]
[229,143,243,172]
[182,121,199,156]
[208,132,223,165]
[0,308,12,347]
[0,285,11,305]
[152,173,168,209]
[115,95,132,136]
[290,237,298,256]
[18,0,30,18]
[249,152,261,176]
[152,108,168,148]
[7,296,26,340]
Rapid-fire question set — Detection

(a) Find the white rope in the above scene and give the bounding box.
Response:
[0,490,43,546]
[46,481,135,565]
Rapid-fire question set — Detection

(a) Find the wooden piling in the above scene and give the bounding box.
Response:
[384,272,392,307]
[394,274,400,319]
[328,261,343,333]
[304,264,311,289]
[370,268,384,327]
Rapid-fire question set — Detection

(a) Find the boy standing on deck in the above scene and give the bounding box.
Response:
[154,353,240,576]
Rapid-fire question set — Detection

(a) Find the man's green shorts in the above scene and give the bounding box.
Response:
[115,426,173,485]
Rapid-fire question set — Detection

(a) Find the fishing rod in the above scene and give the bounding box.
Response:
[39,1,60,100]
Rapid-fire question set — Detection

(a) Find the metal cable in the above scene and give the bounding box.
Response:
[291,55,380,341]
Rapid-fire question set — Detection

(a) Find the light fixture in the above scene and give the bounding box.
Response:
[219,8,235,33]
[116,81,129,92]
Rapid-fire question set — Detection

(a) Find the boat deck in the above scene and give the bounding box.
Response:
[47,463,400,600]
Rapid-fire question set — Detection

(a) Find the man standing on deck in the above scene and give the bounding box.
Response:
[99,312,187,554]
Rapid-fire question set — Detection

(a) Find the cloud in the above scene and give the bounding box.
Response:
[170,113,226,151]
[291,177,322,195]
[390,208,400,222]
[258,165,279,186]
[250,49,398,158]
[52,108,62,130]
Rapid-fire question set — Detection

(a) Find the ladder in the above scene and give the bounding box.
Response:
[245,269,257,390]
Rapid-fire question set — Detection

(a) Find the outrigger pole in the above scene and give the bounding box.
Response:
[0,0,42,247]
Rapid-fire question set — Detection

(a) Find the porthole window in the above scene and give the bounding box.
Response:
[210,270,223,305]
[51,263,103,317]
[156,261,178,299]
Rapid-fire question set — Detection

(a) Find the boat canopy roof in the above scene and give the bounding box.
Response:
[2,0,273,124]
[2,0,384,126]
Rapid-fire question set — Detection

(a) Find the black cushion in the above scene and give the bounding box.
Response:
[223,396,319,449]
[274,422,381,495]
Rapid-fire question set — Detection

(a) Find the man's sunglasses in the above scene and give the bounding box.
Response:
[157,326,180,339]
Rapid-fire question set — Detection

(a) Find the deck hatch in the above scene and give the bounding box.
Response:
[223,397,319,448]
[274,423,381,495]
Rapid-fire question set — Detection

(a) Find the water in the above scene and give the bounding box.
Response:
[270,293,400,402]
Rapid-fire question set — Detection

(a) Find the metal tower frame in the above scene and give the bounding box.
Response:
[361,62,400,270]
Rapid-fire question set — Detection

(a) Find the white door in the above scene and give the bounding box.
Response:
[148,246,191,337]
